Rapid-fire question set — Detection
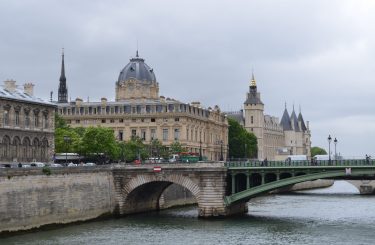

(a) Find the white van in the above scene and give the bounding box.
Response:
[285,155,307,162]
[313,155,330,161]
[169,154,180,163]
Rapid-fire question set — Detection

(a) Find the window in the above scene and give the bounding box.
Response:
[151,118,156,122]
[141,129,146,140]
[187,129,189,140]
[151,129,156,140]
[163,129,168,141]
[102,119,106,123]
[141,119,144,122]
[132,118,136,122]
[131,129,137,137]
[15,111,20,126]
[110,119,115,123]
[25,113,30,128]
[3,110,9,126]
[75,120,80,124]
[44,114,48,128]
[174,128,180,141]
[34,114,39,127]
[175,118,179,122]
[251,116,254,124]
[119,119,124,123]
[119,131,123,141]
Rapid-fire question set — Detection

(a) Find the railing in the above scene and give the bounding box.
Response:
[225,159,375,168]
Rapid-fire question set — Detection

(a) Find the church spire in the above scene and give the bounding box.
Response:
[59,48,66,82]
[58,48,68,103]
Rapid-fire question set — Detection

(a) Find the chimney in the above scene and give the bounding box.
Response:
[101,97,107,106]
[75,97,83,107]
[23,83,34,96]
[4,80,17,92]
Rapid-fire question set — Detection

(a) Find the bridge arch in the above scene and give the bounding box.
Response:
[119,174,200,215]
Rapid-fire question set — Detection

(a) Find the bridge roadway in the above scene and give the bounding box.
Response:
[111,159,375,217]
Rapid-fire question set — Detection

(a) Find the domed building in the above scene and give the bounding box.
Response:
[57,51,228,161]
[115,51,159,101]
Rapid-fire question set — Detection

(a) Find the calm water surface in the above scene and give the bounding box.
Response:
[2,181,375,245]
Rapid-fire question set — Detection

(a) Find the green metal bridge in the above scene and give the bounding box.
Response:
[224,159,375,206]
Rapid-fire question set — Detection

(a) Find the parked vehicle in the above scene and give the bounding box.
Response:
[50,163,63,167]
[84,162,96,166]
[169,154,180,163]
[30,162,45,167]
[68,162,78,167]
[285,155,308,162]
[313,155,330,161]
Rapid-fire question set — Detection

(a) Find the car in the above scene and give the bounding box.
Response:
[84,162,96,166]
[50,163,63,167]
[30,162,45,167]
[68,162,78,167]
[22,164,31,168]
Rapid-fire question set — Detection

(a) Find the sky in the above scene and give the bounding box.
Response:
[0,0,374,157]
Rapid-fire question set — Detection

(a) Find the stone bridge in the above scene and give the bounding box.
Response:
[112,163,245,217]
[112,160,375,217]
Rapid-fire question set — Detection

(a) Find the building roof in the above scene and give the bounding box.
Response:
[226,111,244,125]
[0,85,55,107]
[118,51,156,84]
[298,112,307,131]
[280,108,292,131]
[290,109,300,132]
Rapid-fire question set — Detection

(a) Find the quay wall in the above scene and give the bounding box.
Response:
[0,168,115,233]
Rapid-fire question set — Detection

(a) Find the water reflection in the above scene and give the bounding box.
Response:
[2,181,375,245]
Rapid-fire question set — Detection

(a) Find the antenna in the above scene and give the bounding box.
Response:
[50,91,53,102]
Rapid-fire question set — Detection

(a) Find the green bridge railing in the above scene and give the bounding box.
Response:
[225,159,375,168]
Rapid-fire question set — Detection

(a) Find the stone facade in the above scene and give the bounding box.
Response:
[228,74,311,160]
[0,80,56,163]
[57,52,228,161]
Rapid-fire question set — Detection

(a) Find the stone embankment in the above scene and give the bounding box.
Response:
[0,167,115,234]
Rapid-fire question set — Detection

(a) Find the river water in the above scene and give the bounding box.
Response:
[2,181,375,245]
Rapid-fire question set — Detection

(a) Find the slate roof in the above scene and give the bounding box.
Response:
[0,86,55,107]
[298,112,307,131]
[290,109,300,132]
[280,108,292,130]
[118,52,156,83]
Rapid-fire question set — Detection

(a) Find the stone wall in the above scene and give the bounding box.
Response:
[0,168,115,233]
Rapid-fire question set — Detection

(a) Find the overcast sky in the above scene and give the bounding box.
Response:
[1,0,374,157]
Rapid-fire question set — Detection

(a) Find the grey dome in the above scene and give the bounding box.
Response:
[118,54,156,83]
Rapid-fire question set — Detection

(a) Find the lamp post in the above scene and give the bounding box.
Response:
[199,140,202,161]
[244,143,247,160]
[219,140,223,161]
[334,137,338,162]
[63,135,71,166]
[328,135,332,164]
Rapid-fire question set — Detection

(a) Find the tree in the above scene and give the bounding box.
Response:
[311,146,327,157]
[55,112,69,129]
[122,137,148,162]
[54,127,81,153]
[169,141,186,154]
[228,118,257,159]
[81,126,119,162]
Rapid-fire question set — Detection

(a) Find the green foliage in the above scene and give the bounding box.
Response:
[311,146,327,157]
[42,166,51,176]
[81,127,119,160]
[169,141,186,154]
[55,113,69,129]
[54,128,81,153]
[228,118,257,159]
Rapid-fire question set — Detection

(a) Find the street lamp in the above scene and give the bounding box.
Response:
[328,135,332,164]
[244,143,247,160]
[63,135,71,166]
[199,140,202,161]
[334,137,338,162]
